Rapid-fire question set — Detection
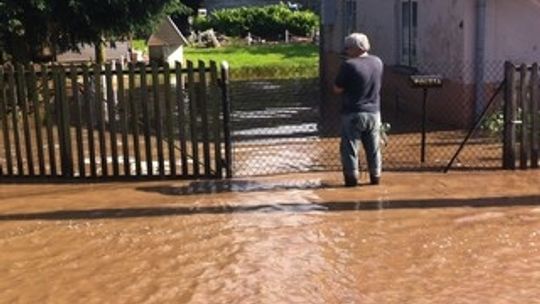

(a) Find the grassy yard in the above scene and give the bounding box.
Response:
[133,40,318,68]
[184,43,319,68]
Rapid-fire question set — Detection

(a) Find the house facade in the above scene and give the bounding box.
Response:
[331,0,540,74]
[320,0,540,127]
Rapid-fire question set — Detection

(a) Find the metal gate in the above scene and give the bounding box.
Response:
[0,61,232,181]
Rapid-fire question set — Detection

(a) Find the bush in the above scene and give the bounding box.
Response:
[480,110,504,137]
[193,4,319,40]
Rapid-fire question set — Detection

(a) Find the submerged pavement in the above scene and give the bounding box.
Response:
[1,171,539,303]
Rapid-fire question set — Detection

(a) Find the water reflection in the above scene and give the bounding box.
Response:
[137,179,329,195]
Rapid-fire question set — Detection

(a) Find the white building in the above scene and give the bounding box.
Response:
[148,17,189,66]
[320,0,540,126]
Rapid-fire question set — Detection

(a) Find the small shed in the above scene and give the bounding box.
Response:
[148,17,189,66]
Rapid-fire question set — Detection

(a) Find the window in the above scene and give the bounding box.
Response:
[401,0,418,66]
[343,0,357,36]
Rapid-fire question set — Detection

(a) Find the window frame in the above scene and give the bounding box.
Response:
[400,0,418,67]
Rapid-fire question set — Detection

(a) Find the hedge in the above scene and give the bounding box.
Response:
[193,4,319,40]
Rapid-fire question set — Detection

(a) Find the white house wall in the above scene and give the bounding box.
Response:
[355,1,467,75]
[462,0,476,68]
[486,0,540,63]
[355,0,397,63]
[401,0,469,82]
[166,46,184,66]
[416,0,466,65]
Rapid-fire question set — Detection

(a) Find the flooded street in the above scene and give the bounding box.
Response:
[1,171,540,303]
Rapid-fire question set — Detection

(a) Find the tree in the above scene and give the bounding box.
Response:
[171,0,203,36]
[56,0,187,63]
[0,0,51,63]
[0,0,187,63]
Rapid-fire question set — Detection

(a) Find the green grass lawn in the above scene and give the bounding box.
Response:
[184,43,319,68]
[132,40,318,78]
[132,40,318,68]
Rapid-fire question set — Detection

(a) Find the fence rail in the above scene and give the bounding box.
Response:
[0,61,232,181]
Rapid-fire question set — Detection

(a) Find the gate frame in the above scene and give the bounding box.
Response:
[503,61,540,170]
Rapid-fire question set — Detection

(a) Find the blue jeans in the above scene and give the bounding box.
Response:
[340,112,382,179]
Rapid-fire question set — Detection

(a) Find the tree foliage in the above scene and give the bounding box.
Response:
[170,0,202,37]
[0,0,191,63]
[0,0,51,63]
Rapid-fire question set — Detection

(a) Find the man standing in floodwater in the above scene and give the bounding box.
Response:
[333,33,383,187]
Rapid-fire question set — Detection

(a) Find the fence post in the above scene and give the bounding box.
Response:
[93,64,107,176]
[82,64,97,177]
[70,64,85,177]
[41,64,57,177]
[175,62,188,177]
[149,63,163,178]
[116,61,130,176]
[6,65,23,175]
[531,63,539,168]
[519,64,529,169]
[129,63,141,176]
[220,61,232,178]
[163,63,176,177]
[29,65,45,176]
[503,61,517,169]
[0,66,13,176]
[187,60,200,177]
[209,61,223,178]
[151,62,165,178]
[55,66,73,177]
[16,64,35,176]
[139,62,152,176]
[105,63,119,177]
[61,66,73,177]
[198,60,211,177]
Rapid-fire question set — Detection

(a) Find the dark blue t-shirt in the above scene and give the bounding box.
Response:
[334,55,383,114]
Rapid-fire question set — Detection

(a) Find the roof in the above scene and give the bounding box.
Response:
[148,17,189,47]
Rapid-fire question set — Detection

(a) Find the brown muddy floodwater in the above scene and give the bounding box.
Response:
[1,171,540,304]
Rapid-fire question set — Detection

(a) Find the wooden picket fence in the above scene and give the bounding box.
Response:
[0,60,232,181]
[503,62,540,169]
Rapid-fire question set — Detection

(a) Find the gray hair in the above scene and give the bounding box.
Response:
[344,33,371,52]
